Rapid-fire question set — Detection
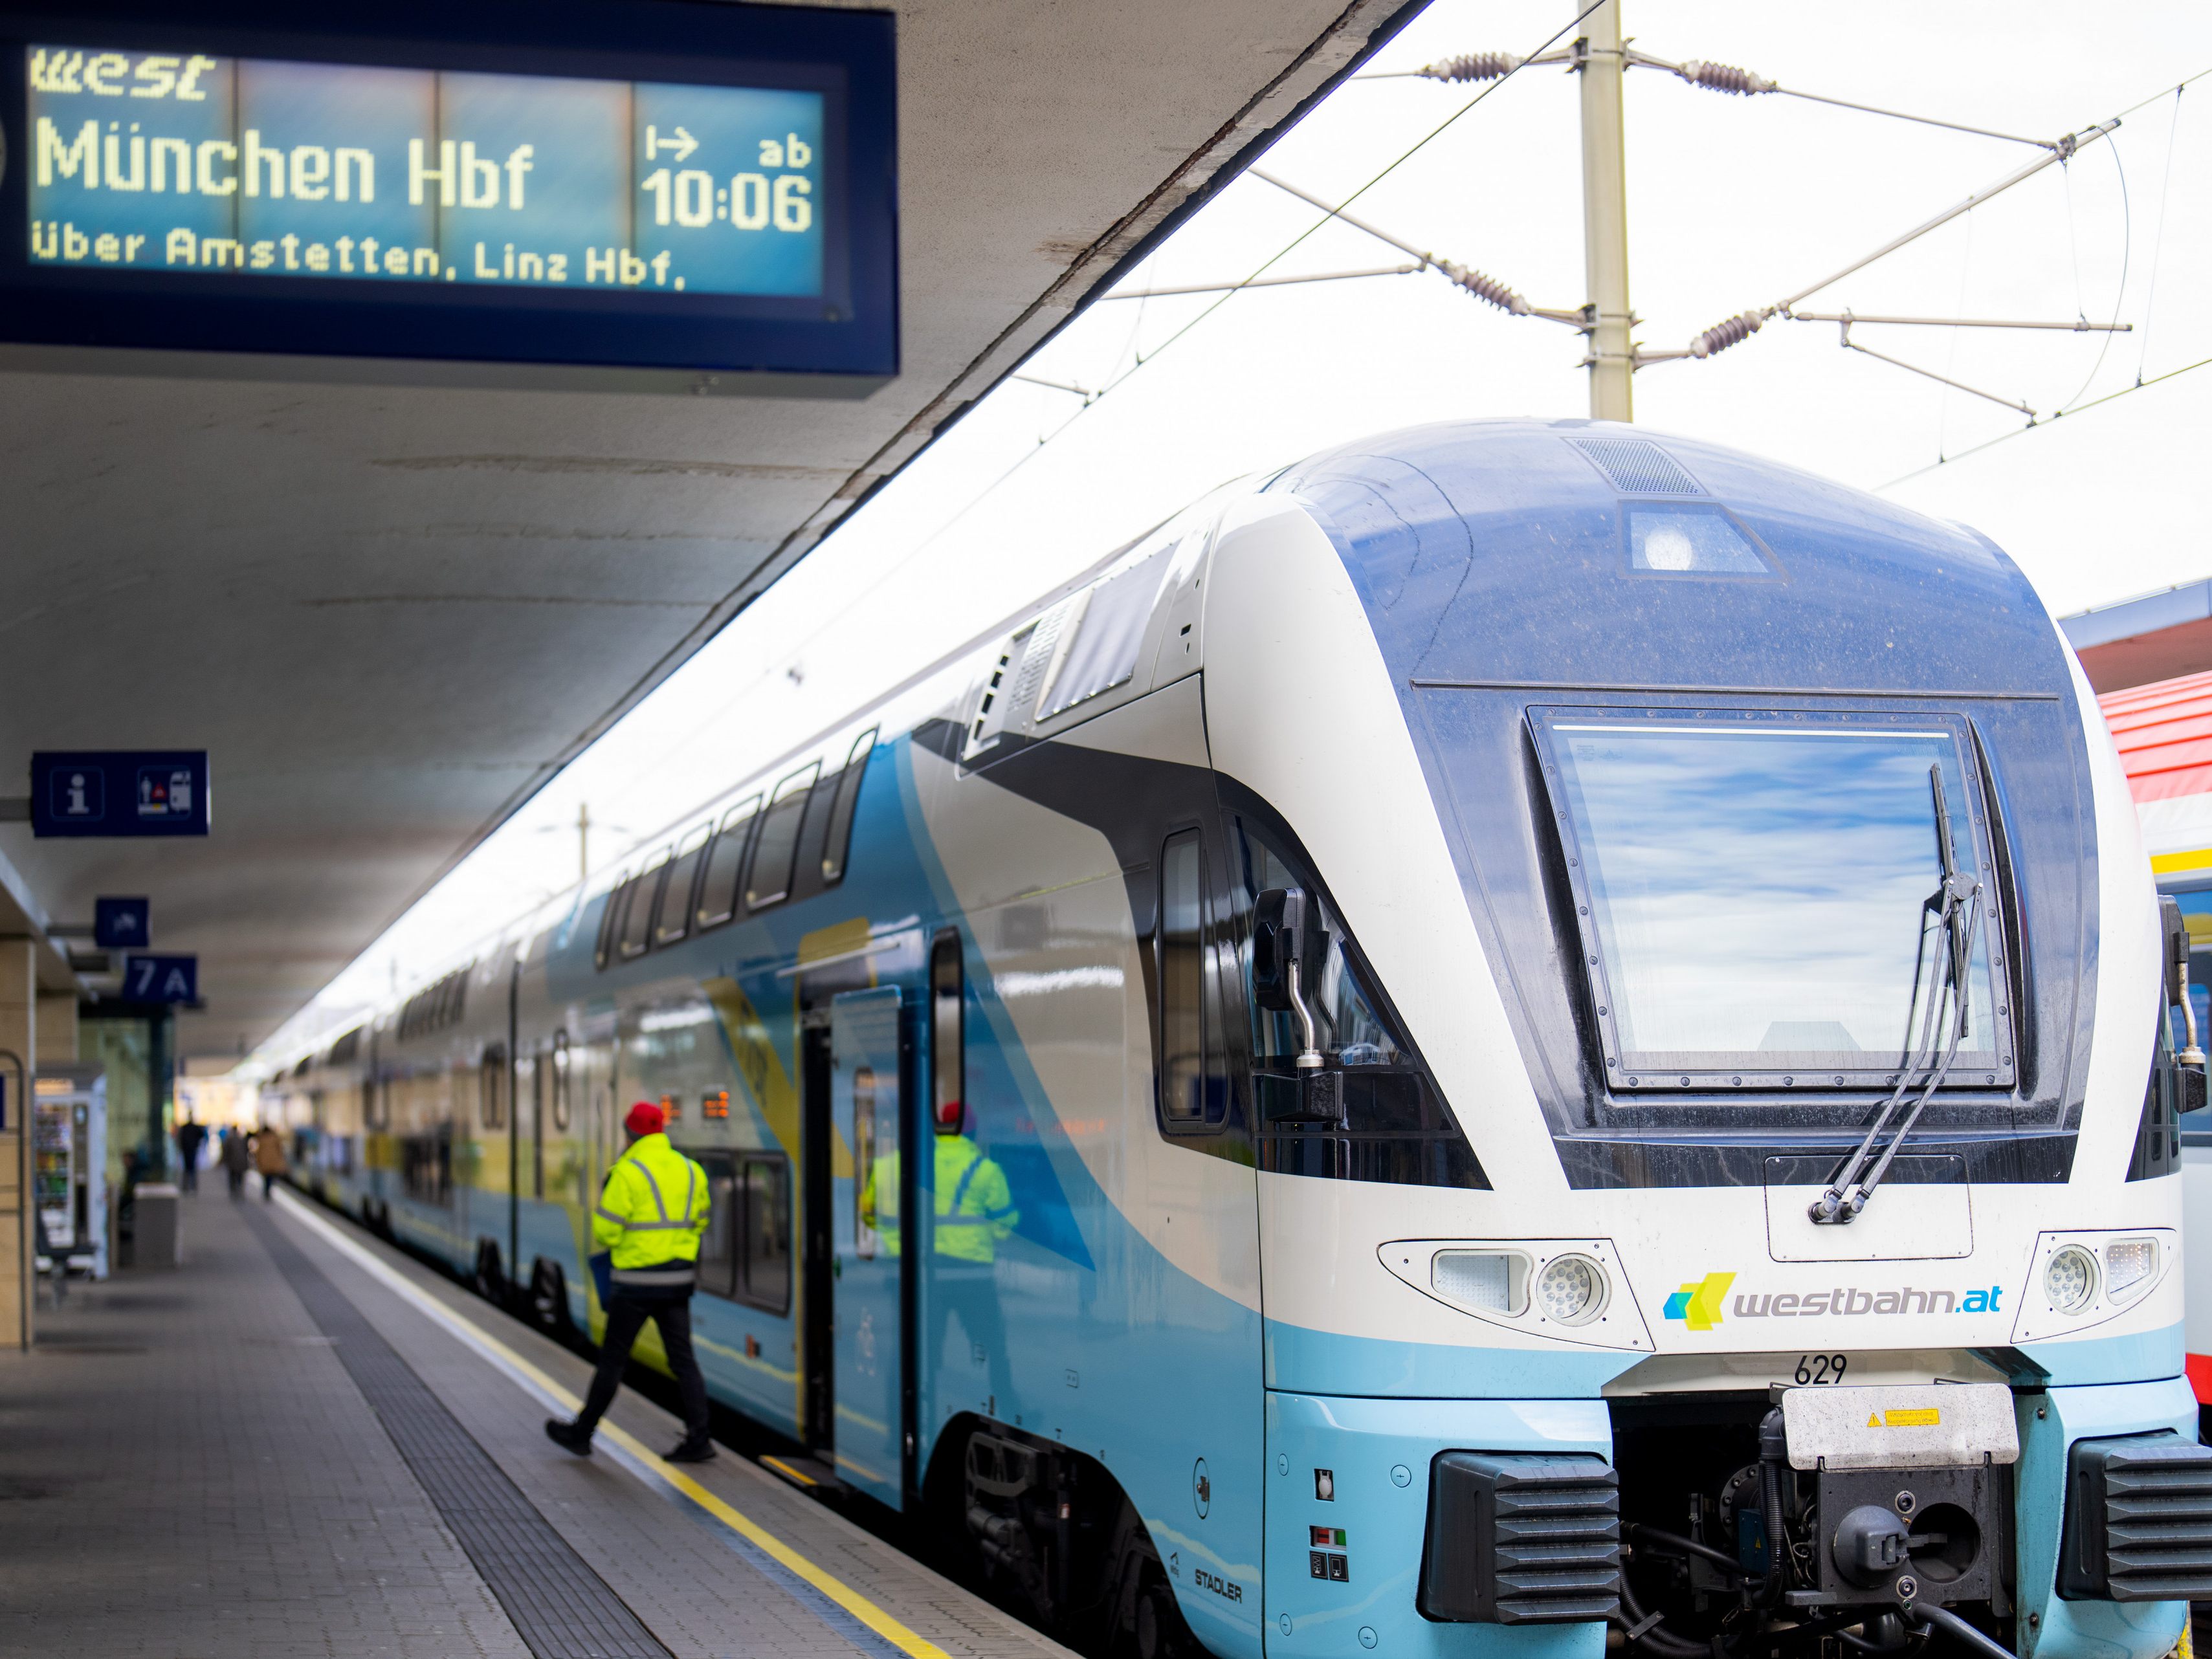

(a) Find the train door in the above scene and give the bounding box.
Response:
[829,986,906,1504]
[801,1020,835,1453]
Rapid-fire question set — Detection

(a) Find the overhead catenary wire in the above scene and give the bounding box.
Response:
[540,2,1626,819]
[1098,264,1422,300]
[771,0,1619,578]
[2055,136,2130,415]
[2136,87,2185,385]
[1874,349,2212,492]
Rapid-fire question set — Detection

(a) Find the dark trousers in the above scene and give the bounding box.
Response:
[577,1286,709,1441]
[929,1261,1011,1400]
[261,1172,278,1201]
[225,1167,245,1199]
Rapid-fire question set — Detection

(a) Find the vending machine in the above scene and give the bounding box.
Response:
[32,1066,106,1280]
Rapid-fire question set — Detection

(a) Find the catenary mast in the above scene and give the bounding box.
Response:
[1576,0,1635,421]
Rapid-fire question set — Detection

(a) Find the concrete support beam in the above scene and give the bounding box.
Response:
[0,941,36,1350]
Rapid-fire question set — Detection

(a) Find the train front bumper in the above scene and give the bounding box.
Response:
[1261,1376,2202,1659]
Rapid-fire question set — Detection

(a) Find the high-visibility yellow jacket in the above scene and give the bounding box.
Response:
[858,1135,1017,1263]
[592,1133,709,1286]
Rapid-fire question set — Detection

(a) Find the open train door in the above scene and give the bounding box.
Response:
[828,985,907,1503]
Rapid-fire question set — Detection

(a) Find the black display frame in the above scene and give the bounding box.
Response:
[0,0,897,384]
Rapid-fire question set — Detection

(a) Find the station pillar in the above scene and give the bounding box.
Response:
[0,942,35,1350]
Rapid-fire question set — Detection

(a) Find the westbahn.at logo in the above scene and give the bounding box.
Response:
[1663,1272,2004,1328]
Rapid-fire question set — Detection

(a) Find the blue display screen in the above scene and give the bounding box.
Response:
[27,45,827,298]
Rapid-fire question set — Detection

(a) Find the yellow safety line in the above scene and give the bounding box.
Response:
[272,1191,953,1659]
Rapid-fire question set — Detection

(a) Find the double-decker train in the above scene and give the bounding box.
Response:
[269,418,2207,1659]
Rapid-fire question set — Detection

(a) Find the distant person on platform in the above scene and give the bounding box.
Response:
[219,1126,250,1200]
[174,1117,207,1194]
[545,1101,715,1464]
[251,1125,287,1202]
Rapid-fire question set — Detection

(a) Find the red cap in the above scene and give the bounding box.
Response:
[625,1101,665,1136]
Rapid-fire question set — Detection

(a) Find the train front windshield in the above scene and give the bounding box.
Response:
[1534,712,2008,1091]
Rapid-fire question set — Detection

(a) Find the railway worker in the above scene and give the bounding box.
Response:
[546,1101,716,1464]
[861,1119,1019,1397]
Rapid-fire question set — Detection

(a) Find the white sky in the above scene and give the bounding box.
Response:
[250,0,2212,1069]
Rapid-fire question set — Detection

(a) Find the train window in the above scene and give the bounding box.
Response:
[694,796,760,931]
[529,1049,546,1198]
[1157,831,1228,1126]
[618,853,669,961]
[1532,710,2011,1092]
[595,869,632,970]
[480,1046,507,1131]
[1624,501,1774,577]
[1232,817,1481,1185]
[931,932,965,1135]
[551,1029,571,1132]
[853,1066,883,1256]
[691,1152,738,1298]
[738,1154,791,1312]
[652,823,714,948]
[746,765,821,912]
[819,728,878,886]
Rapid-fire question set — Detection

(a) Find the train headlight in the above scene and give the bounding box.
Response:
[2103,1237,2158,1302]
[2043,1245,2099,1314]
[1433,1251,1529,1316]
[1534,1254,1608,1326]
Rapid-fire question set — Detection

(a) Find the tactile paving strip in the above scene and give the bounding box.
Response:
[245,1204,673,1659]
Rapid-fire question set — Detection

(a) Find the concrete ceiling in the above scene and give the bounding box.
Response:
[0,0,1414,1062]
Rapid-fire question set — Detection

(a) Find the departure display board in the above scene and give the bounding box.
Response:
[0,3,898,385]
[27,49,825,297]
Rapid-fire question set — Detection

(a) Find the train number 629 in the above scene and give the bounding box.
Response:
[1793,1354,1848,1385]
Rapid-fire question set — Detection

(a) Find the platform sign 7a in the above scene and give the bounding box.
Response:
[121,956,198,1005]
[30,752,208,837]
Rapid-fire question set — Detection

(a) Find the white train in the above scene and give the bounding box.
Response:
[274,419,2207,1659]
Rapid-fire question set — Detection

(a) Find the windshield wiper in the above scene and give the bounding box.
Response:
[1810,764,1984,1225]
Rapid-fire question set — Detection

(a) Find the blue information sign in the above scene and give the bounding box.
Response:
[121,953,197,1004]
[30,751,208,837]
[94,896,150,949]
[0,2,898,382]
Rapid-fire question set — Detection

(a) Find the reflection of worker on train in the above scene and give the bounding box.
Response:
[859,1123,1017,1397]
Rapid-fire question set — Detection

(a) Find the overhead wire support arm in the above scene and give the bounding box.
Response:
[1776,120,2119,311]
[1786,310,2131,332]
[1659,119,2123,366]
[1835,317,2037,419]
[1624,49,2061,149]
[1250,169,1582,323]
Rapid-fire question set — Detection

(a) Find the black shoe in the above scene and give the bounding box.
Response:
[663,1436,716,1464]
[545,1418,593,1456]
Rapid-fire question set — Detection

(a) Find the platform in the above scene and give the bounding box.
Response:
[0,1185,1076,1659]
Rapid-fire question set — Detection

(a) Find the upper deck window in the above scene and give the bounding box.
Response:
[1532,709,2013,1092]
[746,765,819,912]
